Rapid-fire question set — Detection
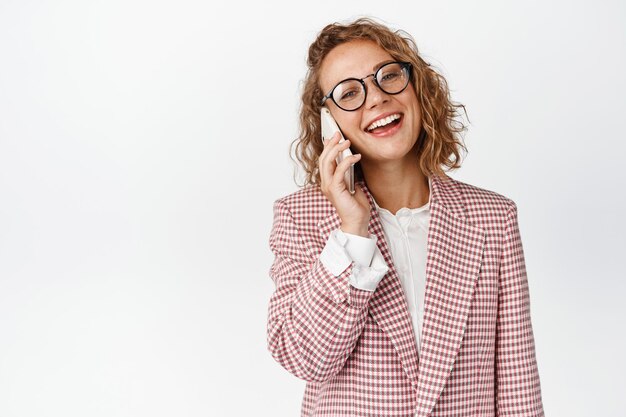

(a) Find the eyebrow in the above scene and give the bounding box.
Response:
[325,60,397,93]
[372,60,395,71]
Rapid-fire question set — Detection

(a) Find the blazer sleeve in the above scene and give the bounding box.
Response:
[495,201,545,416]
[266,198,374,382]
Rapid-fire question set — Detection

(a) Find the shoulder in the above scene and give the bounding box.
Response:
[273,184,333,217]
[444,176,518,225]
[453,177,516,208]
[270,185,333,254]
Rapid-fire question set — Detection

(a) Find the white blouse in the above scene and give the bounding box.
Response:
[319,177,431,354]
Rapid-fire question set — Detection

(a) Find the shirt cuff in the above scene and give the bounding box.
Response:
[319,228,389,292]
[341,229,378,267]
[319,229,352,277]
[350,246,389,291]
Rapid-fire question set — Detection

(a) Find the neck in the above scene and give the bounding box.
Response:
[361,157,430,215]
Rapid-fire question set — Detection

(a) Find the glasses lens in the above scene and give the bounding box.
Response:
[376,63,410,94]
[332,80,366,111]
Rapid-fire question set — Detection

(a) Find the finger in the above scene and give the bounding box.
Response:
[353,185,370,206]
[320,132,344,162]
[320,134,347,163]
[320,139,351,184]
[331,153,361,188]
[318,148,337,190]
[329,139,351,162]
[323,131,341,148]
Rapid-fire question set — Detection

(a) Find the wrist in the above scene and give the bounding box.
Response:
[340,223,369,237]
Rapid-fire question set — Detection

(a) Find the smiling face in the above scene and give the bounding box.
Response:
[319,39,423,170]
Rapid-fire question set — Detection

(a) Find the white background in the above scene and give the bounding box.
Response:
[1,0,625,416]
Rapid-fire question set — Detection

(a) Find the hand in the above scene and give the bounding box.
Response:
[319,132,371,237]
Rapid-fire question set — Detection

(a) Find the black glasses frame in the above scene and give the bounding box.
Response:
[320,61,413,112]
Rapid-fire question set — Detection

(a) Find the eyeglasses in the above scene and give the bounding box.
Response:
[320,61,412,112]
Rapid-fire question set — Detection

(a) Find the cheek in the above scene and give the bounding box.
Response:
[415,105,422,125]
[407,102,422,126]
[404,88,422,121]
[335,114,362,136]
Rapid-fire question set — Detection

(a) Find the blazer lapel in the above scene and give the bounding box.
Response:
[413,174,486,416]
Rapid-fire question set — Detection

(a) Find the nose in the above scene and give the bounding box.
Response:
[363,75,389,109]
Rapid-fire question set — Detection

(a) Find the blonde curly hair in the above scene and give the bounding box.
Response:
[290,17,469,186]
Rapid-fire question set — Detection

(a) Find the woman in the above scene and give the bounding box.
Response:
[267,17,544,417]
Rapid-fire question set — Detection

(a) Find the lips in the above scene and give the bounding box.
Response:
[365,112,403,136]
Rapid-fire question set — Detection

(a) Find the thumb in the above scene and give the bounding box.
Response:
[354,186,371,209]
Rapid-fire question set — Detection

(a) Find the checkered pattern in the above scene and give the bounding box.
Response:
[267,173,544,416]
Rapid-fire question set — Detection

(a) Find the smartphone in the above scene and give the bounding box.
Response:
[320,106,355,195]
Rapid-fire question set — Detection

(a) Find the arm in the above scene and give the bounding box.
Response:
[266,199,381,382]
[495,201,544,416]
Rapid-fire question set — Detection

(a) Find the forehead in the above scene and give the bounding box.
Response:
[319,39,394,92]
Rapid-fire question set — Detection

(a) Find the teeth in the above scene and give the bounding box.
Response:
[367,114,401,131]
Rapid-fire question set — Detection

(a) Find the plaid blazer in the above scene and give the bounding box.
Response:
[267,173,544,416]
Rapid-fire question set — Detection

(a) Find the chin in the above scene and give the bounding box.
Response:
[368,148,415,162]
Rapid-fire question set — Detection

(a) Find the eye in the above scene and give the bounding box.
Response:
[334,82,363,102]
[340,89,359,101]
[380,71,401,82]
